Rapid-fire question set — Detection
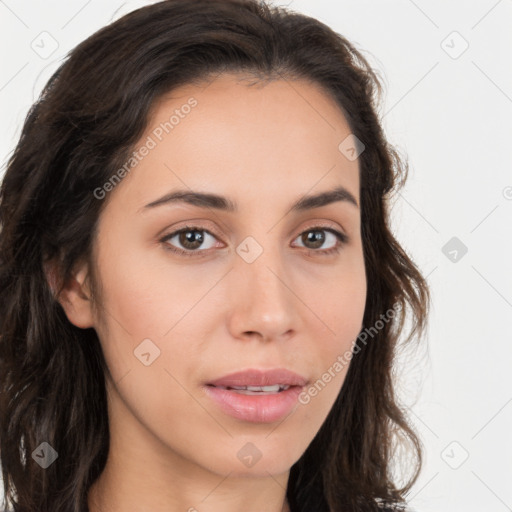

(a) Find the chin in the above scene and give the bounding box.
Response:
[198,435,306,478]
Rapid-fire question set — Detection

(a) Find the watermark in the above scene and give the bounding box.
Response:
[93,97,198,200]
[298,301,403,405]
[338,133,365,161]
[237,442,263,468]
[31,441,58,469]
[133,338,161,366]
[31,31,59,60]
[440,440,469,470]
[236,236,264,263]
[503,185,512,200]
[441,236,468,263]
[440,31,469,60]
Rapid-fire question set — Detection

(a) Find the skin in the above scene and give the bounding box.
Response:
[57,73,367,512]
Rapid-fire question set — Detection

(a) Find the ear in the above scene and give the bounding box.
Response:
[45,259,95,329]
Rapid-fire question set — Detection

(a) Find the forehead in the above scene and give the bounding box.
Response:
[109,73,360,212]
[149,72,355,151]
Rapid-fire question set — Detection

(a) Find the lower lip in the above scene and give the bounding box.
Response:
[203,385,303,423]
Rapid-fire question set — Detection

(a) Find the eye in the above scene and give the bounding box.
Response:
[160,225,348,258]
[292,227,348,255]
[161,226,220,256]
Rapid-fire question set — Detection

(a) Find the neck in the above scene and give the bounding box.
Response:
[88,460,292,512]
[87,395,292,512]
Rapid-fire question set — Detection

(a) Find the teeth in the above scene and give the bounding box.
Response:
[217,384,290,393]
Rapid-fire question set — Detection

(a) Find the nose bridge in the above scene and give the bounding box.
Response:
[228,233,297,340]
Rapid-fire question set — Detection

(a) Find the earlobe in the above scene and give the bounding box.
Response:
[45,260,95,329]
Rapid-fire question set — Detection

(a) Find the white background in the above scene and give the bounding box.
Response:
[1,1,511,511]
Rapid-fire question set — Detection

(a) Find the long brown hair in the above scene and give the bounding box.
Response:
[0,1,430,510]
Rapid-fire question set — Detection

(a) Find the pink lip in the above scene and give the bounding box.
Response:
[204,368,308,423]
[207,368,308,388]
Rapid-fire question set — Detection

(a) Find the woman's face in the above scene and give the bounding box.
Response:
[70,73,366,479]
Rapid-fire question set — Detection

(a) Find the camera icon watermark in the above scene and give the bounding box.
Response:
[237,442,262,468]
[441,31,469,60]
[30,31,59,60]
[236,236,263,263]
[338,134,365,161]
[134,338,161,366]
[440,440,469,469]
[32,441,58,469]
[442,236,468,263]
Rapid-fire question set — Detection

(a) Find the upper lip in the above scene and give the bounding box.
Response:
[207,368,308,388]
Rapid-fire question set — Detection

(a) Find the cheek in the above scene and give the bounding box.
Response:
[296,246,367,340]
[296,255,366,408]
[94,232,216,333]
[91,234,228,393]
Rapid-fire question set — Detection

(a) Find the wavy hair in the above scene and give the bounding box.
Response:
[0,1,431,510]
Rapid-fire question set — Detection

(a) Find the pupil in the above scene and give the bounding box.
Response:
[304,230,324,249]
[180,230,203,249]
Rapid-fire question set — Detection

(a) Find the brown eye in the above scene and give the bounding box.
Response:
[162,227,218,254]
[177,230,205,250]
[301,230,326,249]
[294,228,346,253]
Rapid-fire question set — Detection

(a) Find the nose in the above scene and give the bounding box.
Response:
[226,244,300,343]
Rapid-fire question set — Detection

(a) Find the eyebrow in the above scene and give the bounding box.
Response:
[142,185,359,213]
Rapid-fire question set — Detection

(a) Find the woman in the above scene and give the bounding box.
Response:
[0,1,430,511]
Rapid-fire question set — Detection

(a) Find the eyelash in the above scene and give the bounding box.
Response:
[159,224,349,258]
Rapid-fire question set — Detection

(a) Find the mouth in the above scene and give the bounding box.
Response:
[206,384,292,395]
[203,368,308,423]
[206,367,308,388]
